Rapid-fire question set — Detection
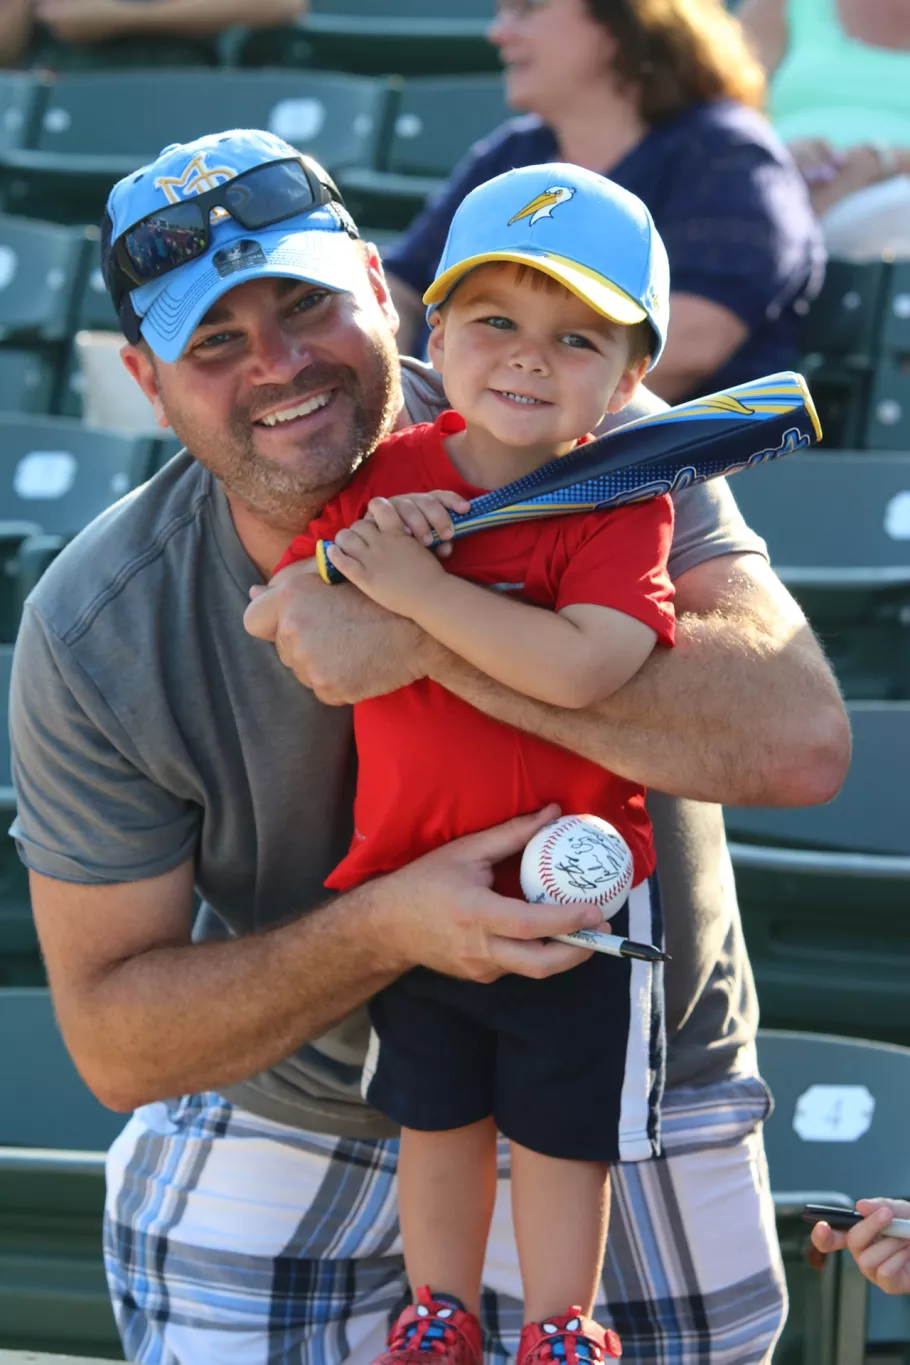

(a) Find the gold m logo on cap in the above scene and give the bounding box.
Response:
[155,153,238,205]
[508,185,575,228]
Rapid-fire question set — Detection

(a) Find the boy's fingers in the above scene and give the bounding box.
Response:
[386,497,434,543]
[368,498,411,535]
[431,490,472,512]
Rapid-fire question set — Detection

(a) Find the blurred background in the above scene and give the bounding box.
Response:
[0,0,906,1361]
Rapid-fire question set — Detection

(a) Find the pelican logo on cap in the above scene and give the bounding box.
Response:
[155,152,238,205]
[212,239,267,278]
[507,185,576,228]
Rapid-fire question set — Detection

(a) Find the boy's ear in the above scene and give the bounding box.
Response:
[606,355,649,413]
[426,311,445,372]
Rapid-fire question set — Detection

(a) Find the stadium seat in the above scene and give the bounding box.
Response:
[1,71,397,226]
[0,1148,121,1358]
[0,416,157,636]
[340,75,509,229]
[237,0,498,77]
[0,74,48,159]
[0,215,91,343]
[0,349,59,415]
[864,348,910,452]
[0,644,39,987]
[759,1030,910,1365]
[799,259,892,450]
[725,702,910,1043]
[732,451,910,699]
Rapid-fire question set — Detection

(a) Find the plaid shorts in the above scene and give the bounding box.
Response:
[104,1070,787,1365]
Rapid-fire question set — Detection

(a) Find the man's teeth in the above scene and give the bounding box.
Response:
[260,392,332,426]
[500,391,543,405]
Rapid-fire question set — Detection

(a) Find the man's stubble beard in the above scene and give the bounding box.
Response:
[159,333,401,535]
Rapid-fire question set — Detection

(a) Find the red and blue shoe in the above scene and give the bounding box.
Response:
[517,1307,622,1365]
[372,1286,484,1365]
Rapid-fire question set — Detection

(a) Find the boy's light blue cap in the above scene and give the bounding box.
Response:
[105,129,363,363]
[423,163,669,367]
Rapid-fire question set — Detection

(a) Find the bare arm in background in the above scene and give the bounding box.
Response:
[0,0,33,66]
[34,0,304,45]
[246,551,851,807]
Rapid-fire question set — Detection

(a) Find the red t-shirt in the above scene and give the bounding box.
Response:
[276,412,676,896]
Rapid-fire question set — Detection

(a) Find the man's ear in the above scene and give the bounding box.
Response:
[361,242,400,337]
[121,342,171,430]
[426,313,445,373]
[606,356,649,414]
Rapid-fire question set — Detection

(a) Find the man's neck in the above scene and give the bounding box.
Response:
[547,83,647,174]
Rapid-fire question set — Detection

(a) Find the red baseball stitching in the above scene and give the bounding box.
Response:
[532,818,632,906]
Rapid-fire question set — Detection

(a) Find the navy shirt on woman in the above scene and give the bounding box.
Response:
[384,100,825,398]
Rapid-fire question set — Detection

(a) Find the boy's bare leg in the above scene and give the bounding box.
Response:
[510,1141,611,1321]
[398,1117,499,1315]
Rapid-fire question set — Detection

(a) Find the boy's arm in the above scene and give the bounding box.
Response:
[325,496,674,710]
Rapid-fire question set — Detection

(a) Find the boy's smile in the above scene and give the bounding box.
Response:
[427,263,647,487]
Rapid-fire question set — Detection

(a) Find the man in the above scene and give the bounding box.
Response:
[10,130,850,1364]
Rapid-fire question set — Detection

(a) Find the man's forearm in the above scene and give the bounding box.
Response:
[425,561,849,805]
[72,886,397,1112]
[0,0,32,65]
[91,0,301,39]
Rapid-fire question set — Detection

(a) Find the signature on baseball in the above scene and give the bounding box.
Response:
[555,832,629,893]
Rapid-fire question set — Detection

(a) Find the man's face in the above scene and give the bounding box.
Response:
[124,248,402,535]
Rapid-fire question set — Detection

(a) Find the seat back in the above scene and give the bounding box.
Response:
[726,702,910,854]
[0,348,58,415]
[388,76,509,177]
[0,73,47,157]
[0,214,88,343]
[33,70,394,173]
[0,415,153,537]
[759,1030,910,1362]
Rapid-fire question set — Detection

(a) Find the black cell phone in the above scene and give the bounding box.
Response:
[801,1203,862,1231]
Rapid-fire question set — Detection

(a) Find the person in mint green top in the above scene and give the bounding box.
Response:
[740,0,910,219]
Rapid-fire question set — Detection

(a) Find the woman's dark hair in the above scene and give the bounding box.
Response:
[584,0,766,123]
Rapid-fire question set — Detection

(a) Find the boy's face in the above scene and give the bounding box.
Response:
[427,263,647,453]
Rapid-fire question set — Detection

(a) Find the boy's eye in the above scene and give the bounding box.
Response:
[479,315,514,330]
[561,333,594,349]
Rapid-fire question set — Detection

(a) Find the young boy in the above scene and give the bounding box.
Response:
[273,164,674,1365]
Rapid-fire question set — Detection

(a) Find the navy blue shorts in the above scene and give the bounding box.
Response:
[363,874,664,1163]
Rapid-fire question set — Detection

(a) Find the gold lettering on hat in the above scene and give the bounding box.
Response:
[155,154,238,205]
[508,185,575,227]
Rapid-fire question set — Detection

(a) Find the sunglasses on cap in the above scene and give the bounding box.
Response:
[103,155,353,318]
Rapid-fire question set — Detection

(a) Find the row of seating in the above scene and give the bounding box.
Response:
[0,68,508,229]
[0,989,906,1362]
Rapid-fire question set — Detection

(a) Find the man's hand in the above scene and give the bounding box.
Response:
[243,559,428,704]
[811,1200,910,1296]
[327,498,450,618]
[369,804,603,982]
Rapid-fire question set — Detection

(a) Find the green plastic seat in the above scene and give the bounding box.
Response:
[724,702,910,1043]
[0,349,59,416]
[0,215,90,343]
[238,1,497,77]
[340,75,509,229]
[801,260,891,368]
[732,451,910,700]
[2,70,396,226]
[0,415,157,639]
[0,1149,122,1358]
[759,1030,910,1364]
[0,74,47,159]
[864,352,910,452]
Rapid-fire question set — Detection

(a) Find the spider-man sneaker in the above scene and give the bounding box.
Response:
[372,1286,484,1365]
[517,1306,622,1365]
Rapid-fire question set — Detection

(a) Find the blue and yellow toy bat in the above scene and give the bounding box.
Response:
[315,371,821,585]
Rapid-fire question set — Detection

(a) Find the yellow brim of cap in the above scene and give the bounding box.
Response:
[423,250,647,327]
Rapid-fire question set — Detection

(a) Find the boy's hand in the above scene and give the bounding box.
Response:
[365,491,470,560]
[328,498,450,618]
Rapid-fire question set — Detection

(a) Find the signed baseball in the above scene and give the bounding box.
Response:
[520,814,634,920]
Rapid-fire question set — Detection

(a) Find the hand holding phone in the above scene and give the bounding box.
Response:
[802,1203,910,1241]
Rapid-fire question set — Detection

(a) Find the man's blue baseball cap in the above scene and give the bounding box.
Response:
[423,163,670,368]
[102,129,363,363]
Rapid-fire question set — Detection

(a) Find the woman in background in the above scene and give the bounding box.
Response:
[384,0,824,403]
